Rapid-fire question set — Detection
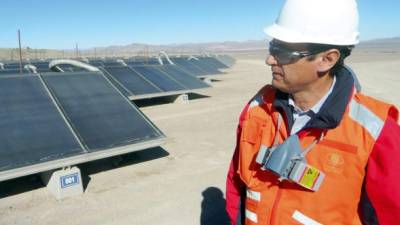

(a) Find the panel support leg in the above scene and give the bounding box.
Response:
[40,166,83,200]
[172,94,189,104]
[202,77,213,85]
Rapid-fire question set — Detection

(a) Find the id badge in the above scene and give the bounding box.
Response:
[289,161,325,192]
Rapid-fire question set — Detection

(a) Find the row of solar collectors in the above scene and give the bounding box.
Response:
[102,65,210,100]
[0,62,85,74]
[0,72,165,181]
[88,58,161,67]
[88,56,231,77]
[0,63,210,100]
[169,57,228,77]
[1,55,235,77]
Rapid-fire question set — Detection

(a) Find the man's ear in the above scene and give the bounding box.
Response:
[316,49,340,73]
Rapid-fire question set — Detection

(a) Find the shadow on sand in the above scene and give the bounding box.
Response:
[0,146,169,198]
[200,186,230,225]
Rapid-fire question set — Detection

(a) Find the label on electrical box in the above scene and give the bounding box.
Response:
[60,173,80,189]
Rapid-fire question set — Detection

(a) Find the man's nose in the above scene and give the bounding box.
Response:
[266,54,278,66]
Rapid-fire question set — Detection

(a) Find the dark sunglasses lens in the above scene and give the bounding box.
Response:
[269,46,293,65]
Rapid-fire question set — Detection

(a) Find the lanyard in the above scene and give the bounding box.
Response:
[271,113,324,158]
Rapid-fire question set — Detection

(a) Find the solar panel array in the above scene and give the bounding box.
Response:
[102,65,210,100]
[0,72,165,181]
[0,55,236,181]
[85,56,232,77]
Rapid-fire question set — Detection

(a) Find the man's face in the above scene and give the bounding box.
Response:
[266,40,322,94]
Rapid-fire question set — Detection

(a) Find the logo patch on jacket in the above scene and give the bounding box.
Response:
[324,153,344,173]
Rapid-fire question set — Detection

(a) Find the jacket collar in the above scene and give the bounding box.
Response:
[273,66,355,132]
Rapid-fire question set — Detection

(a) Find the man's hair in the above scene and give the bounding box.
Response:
[306,44,354,75]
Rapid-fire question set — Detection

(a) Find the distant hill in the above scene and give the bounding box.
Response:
[357,37,400,52]
[360,37,400,45]
[1,37,399,60]
[92,40,267,54]
[98,37,400,53]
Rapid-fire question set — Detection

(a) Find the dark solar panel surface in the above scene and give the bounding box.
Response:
[126,61,146,66]
[57,65,87,72]
[126,59,160,66]
[89,62,104,67]
[0,75,83,171]
[5,64,21,70]
[217,55,236,67]
[103,61,123,67]
[0,70,28,75]
[189,59,221,75]
[99,68,132,97]
[43,72,163,151]
[203,57,229,69]
[171,58,208,76]
[31,63,52,72]
[102,66,161,96]
[132,66,185,92]
[157,65,209,89]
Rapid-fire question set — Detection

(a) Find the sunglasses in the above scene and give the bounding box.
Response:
[268,41,323,65]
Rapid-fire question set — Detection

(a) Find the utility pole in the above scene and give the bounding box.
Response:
[75,43,79,59]
[18,29,23,75]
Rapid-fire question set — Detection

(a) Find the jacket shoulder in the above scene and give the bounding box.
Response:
[248,85,276,109]
[353,92,399,122]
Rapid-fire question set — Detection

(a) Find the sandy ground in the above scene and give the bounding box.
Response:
[0,52,399,225]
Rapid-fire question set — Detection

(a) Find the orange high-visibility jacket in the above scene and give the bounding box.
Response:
[226,67,400,225]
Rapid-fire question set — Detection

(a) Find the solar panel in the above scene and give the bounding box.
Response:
[0,70,28,75]
[103,61,123,67]
[203,57,229,69]
[42,72,164,151]
[188,59,221,75]
[4,64,21,70]
[102,66,161,96]
[157,65,210,89]
[126,61,146,66]
[0,75,83,172]
[89,62,104,67]
[56,65,87,72]
[31,63,53,72]
[216,55,236,67]
[172,58,207,77]
[132,66,185,92]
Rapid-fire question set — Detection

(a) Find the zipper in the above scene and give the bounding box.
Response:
[270,182,283,225]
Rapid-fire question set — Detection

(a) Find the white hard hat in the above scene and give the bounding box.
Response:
[265,0,359,45]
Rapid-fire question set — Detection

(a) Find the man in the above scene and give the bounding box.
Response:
[225,0,400,224]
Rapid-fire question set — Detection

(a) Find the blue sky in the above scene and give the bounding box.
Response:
[1,0,399,49]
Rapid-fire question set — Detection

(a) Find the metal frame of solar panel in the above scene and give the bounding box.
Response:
[0,72,165,182]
